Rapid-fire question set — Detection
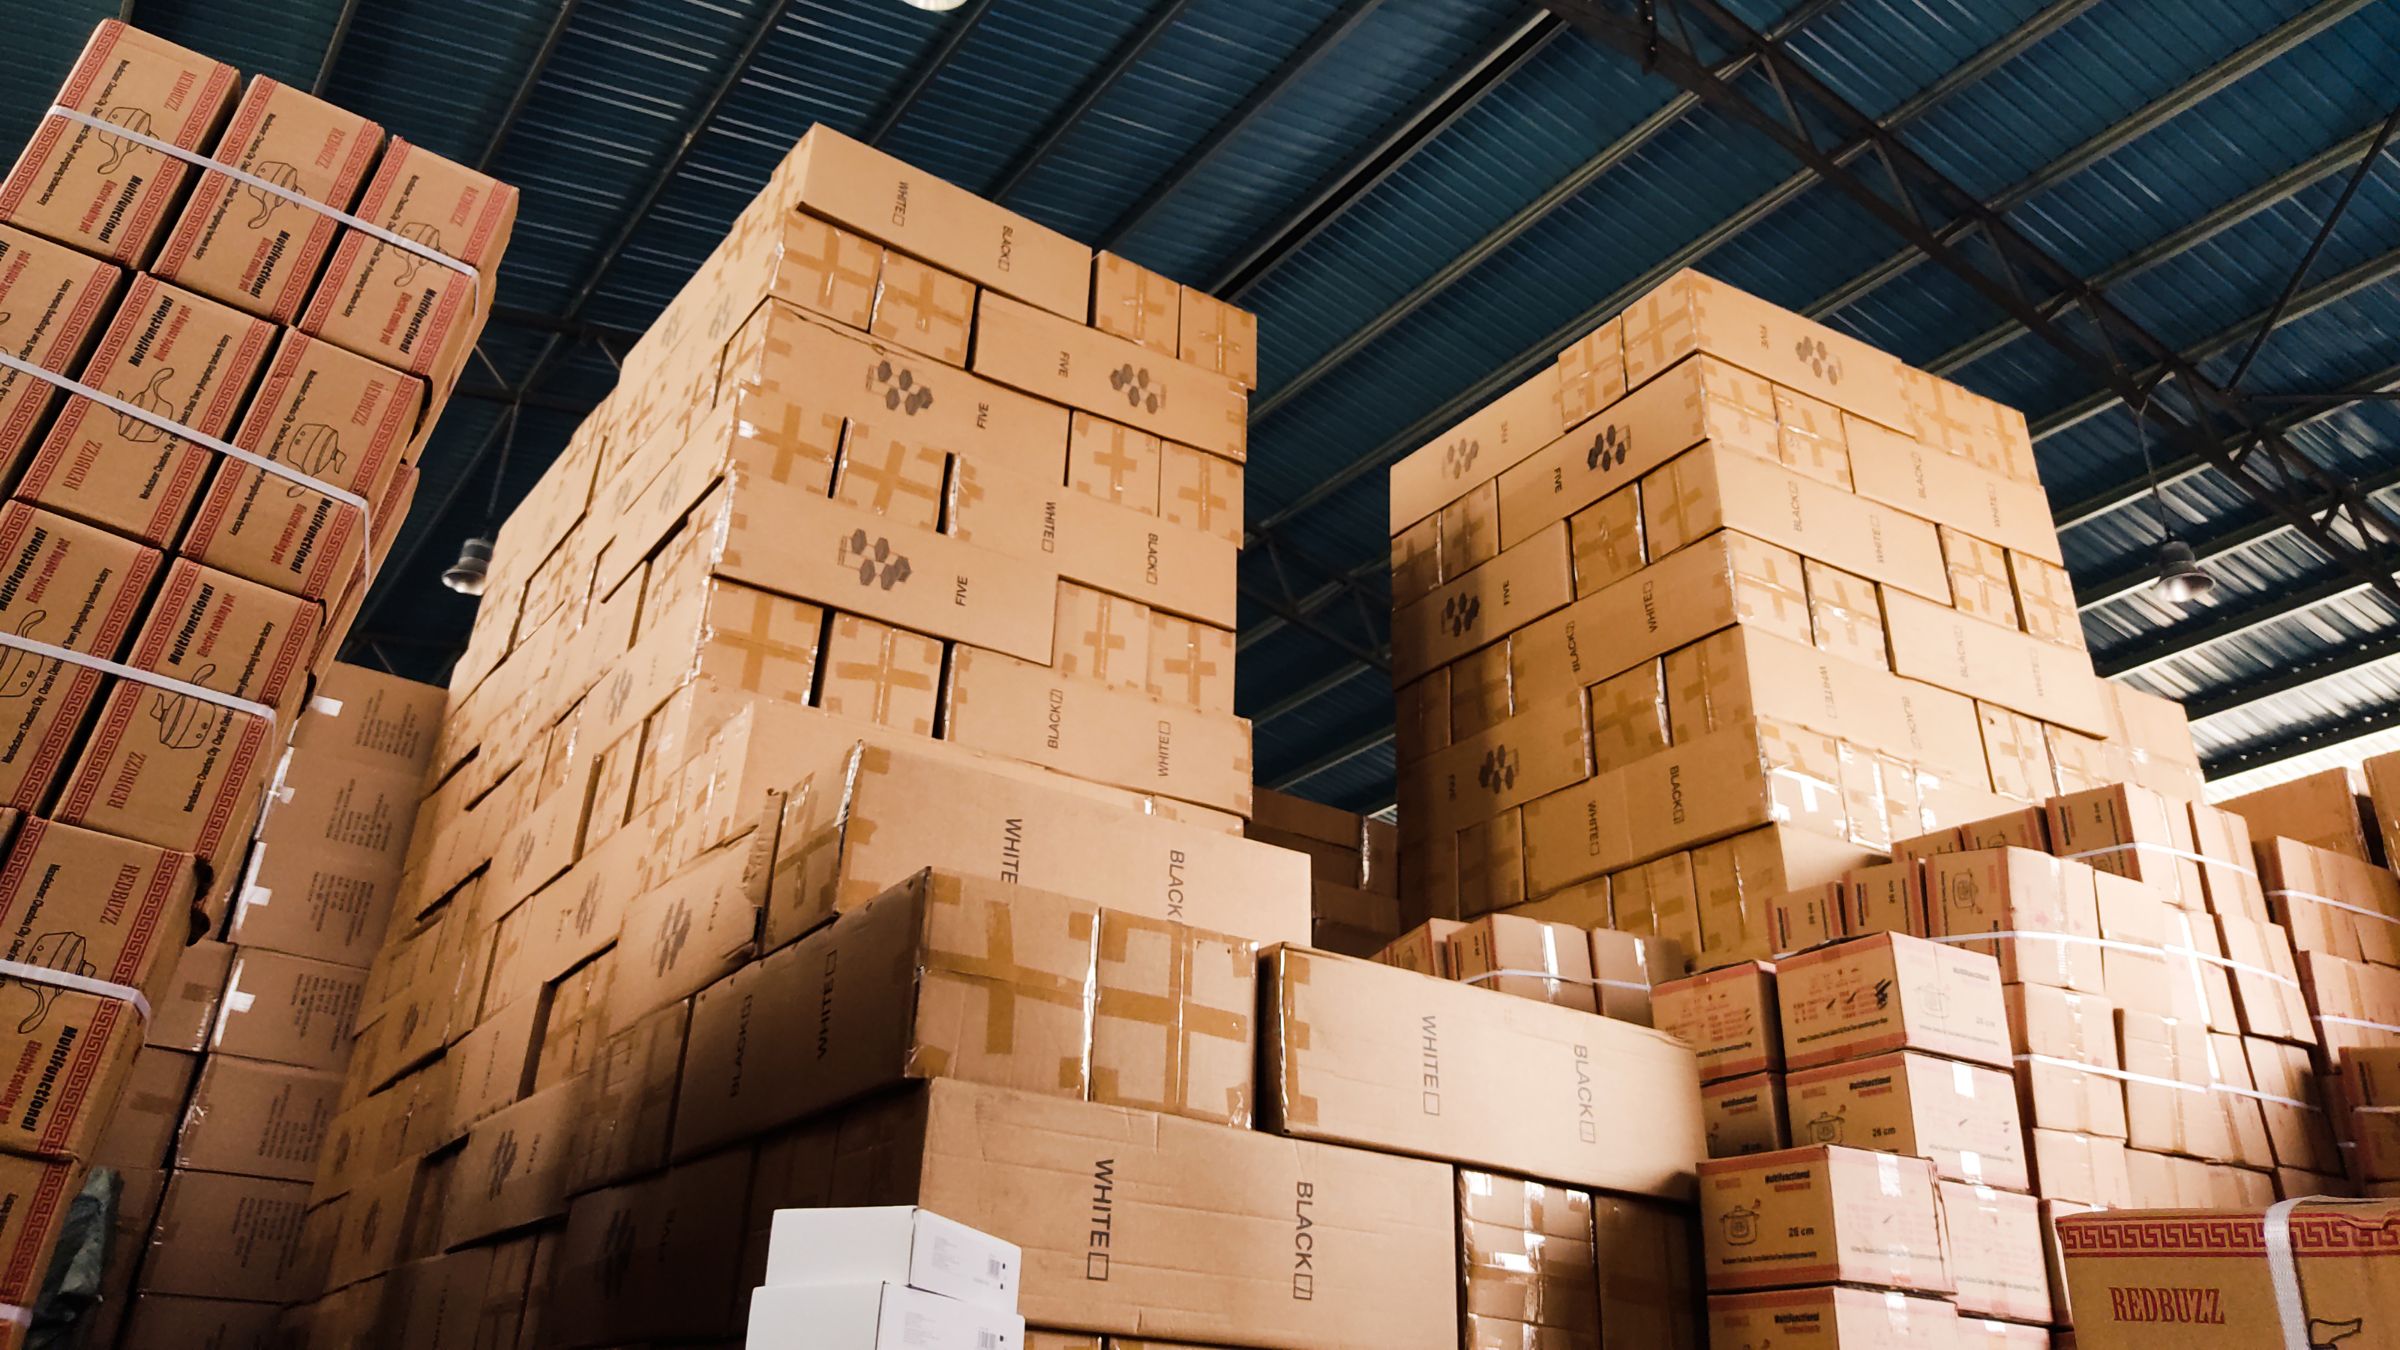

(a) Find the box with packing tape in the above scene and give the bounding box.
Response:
[2056,1198,2400,1349]
[1697,1144,1951,1295]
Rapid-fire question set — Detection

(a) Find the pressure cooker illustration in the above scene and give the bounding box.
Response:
[1802,1110,1847,1145]
[0,611,50,699]
[1718,1201,1762,1248]
[12,932,93,1033]
[149,664,222,751]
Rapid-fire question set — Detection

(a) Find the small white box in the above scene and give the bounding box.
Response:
[763,1206,1020,1311]
[746,1282,1025,1350]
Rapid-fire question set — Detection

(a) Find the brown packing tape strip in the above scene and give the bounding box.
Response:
[921,884,1096,1075]
[1094,916,1252,1116]
[1278,951,1317,1126]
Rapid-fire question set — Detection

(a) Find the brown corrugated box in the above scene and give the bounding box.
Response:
[155,77,382,321]
[2028,1127,2132,1207]
[2056,1199,2400,1350]
[1261,947,1704,1199]
[140,1168,321,1302]
[229,758,414,966]
[148,936,230,1051]
[173,1052,342,1180]
[973,291,1243,460]
[183,331,423,599]
[1937,1180,2049,1324]
[1697,1144,1951,1294]
[2008,984,2128,1138]
[299,138,516,389]
[1392,521,1573,683]
[675,869,1254,1157]
[1663,624,1986,782]
[22,275,276,545]
[212,947,365,1070]
[1782,1050,2028,1190]
[0,814,198,1007]
[547,1148,753,1345]
[569,997,688,1193]
[93,1045,195,1170]
[831,1078,1456,1347]
[1702,1072,1788,1158]
[0,223,122,476]
[1925,846,2104,991]
[1882,589,2110,736]
[1707,1286,1958,1349]
[1448,913,1600,1013]
[942,646,1254,815]
[1390,365,1562,534]
[1655,961,1780,1081]
[2220,766,2377,863]
[442,1076,582,1248]
[953,455,1234,624]
[0,509,165,814]
[115,1294,282,1350]
[1776,931,2010,1071]
[1642,444,1949,601]
[0,20,239,264]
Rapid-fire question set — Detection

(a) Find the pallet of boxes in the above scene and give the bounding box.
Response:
[0,18,511,1341]
[1246,787,1404,956]
[89,662,443,1348]
[1378,268,2372,1344]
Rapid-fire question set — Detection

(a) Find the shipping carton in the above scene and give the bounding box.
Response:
[1845,416,2062,563]
[115,1295,284,1350]
[832,1078,1456,1347]
[973,292,1242,459]
[953,454,1235,624]
[748,1282,1024,1349]
[0,1152,76,1306]
[1642,445,1948,600]
[156,78,381,320]
[1178,285,1257,389]
[212,948,365,1070]
[2009,984,2129,1137]
[93,1046,194,1170]
[23,275,277,545]
[1938,1181,2050,1323]
[2029,1128,2133,1207]
[1447,913,1600,1013]
[0,224,121,477]
[1655,962,1780,1081]
[1392,522,1574,683]
[942,647,1253,814]
[0,21,238,264]
[1391,366,1563,533]
[149,936,230,1051]
[1776,932,2011,1071]
[173,1053,343,1180]
[0,816,197,1015]
[1782,1050,2028,1189]
[443,1077,584,1248]
[1707,1287,1959,1350]
[141,1169,317,1302]
[1882,589,2110,735]
[1624,273,1912,430]
[2057,1200,2400,1349]
[1702,1072,1789,1158]
[1663,624,1985,781]
[1697,1144,1951,1294]
[1925,847,2104,991]
[1262,947,1705,1199]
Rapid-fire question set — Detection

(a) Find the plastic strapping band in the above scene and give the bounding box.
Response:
[42,105,479,294]
[2265,888,2400,927]
[2012,1052,2204,1095]
[2266,1197,2308,1350]
[2316,1013,2400,1036]
[1455,969,1651,995]
[1928,928,2301,988]
[0,958,149,1021]
[0,348,373,573]
[0,629,275,731]
[2060,840,2255,875]
[0,1304,22,1327]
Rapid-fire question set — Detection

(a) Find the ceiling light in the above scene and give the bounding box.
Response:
[441,537,493,596]
[2152,538,2216,605]
[898,0,968,9]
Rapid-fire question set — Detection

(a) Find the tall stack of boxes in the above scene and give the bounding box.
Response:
[0,19,511,1333]
[1384,268,2207,958]
[88,663,441,1348]
[1247,786,1403,955]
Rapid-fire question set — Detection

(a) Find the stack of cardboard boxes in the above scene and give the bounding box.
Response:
[1383,268,2206,957]
[0,19,511,1336]
[1246,786,1403,955]
[87,663,441,1348]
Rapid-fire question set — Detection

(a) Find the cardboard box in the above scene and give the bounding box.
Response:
[1655,961,1780,1081]
[1511,529,1810,708]
[141,1169,318,1302]
[973,292,1242,460]
[0,223,122,478]
[1376,918,1467,979]
[1178,285,1257,389]
[1770,882,1846,954]
[2258,836,2400,966]
[1448,913,1600,1013]
[953,456,1234,626]
[230,758,418,966]
[1568,484,1646,597]
[2009,984,2129,1136]
[53,671,276,869]
[2049,782,2205,911]
[1623,273,1912,431]
[2029,1128,2133,1207]
[942,646,1253,815]
[1883,589,2110,735]
[0,814,198,1011]
[1783,1050,2028,1189]
[115,1295,284,1350]
[149,936,230,1051]
[548,1149,751,1345]
[173,1052,343,1180]
[2222,767,2377,864]
[2116,1008,2228,1160]
[184,331,422,599]
[1697,1144,1951,1294]
[1402,694,1597,838]
[0,20,239,264]
[1048,583,1149,691]
[1707,1286,1959,1350]
[1777,932,2011,1071]
[299,138,517,386]
[748,1282,1025,1349]
[1691,826,1881,971]
[442,1077,583,1248]
[1391,366,1562,533]
[23,275,277,545]
[764,1206,1019,1310]
[156,77,381,320]
[1392,522,1573,683]
[677,869,1256,1156]
[1845,413,2062,563]
[766,126,1089,320]
[833,1078,1456,1347]
[1939,1181,2050,1323]
[212,948,366,1070]
[1092,252,1178,355]
[1158,440,1240,545]
[1495,353,1777,549]
[1262,947,1704,1199]
[2056,1200,2400,1349]
[92,1045,194,1170]
[1925,847,2104,991]
[1450,641,1514,739]
[0,518,162,799]
[1643,445,1949,601]
[1663,624,1986,782]
[1445,479,1502,582]
[1702,1072,1789,1158]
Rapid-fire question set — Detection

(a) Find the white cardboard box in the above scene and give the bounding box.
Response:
[763,1207,1020,1311]
[746,1282,1025,1350]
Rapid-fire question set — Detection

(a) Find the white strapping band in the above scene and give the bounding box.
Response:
[2316,1013,2400,1037]
[1927,927,2300,988]
[2266,888,2400,927]
[0,958,149,1022]
[1455,969,1652,995]
[0,1303,22,1327]
[2012,1052,2204,1095]
[2209,1080,2315,1111]
[43,104,478,297]
[0,348,373,573]
[2061,840,2255,875]
[2263,1196,2392,1350]
[0,629,276,731]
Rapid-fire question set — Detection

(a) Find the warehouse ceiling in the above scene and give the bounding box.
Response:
[12,0,2396,815]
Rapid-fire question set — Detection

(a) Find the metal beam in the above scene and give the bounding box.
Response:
[2184,628,2400,723]
[1237,580,1389,673]
[2051,358,2400,531]
[985,0,1199,203]
[1098,0,1392,253]
[2077,463,2400,613]
[865,0,995,148]
[313,0,364,95]
[2225,101,2400,388]
[1249,660,1382,727]
[1927,120,2393,378]
[2096,574,2385,680]
[1548,0,2400,608]
[478,0,584,171]
[1804,0,2379,322]
[1210,9,1563,298]
[1268,725,1396,792]
[2204,701,2400,780]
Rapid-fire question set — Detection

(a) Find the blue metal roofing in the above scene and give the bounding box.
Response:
[11,0,2394,813]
